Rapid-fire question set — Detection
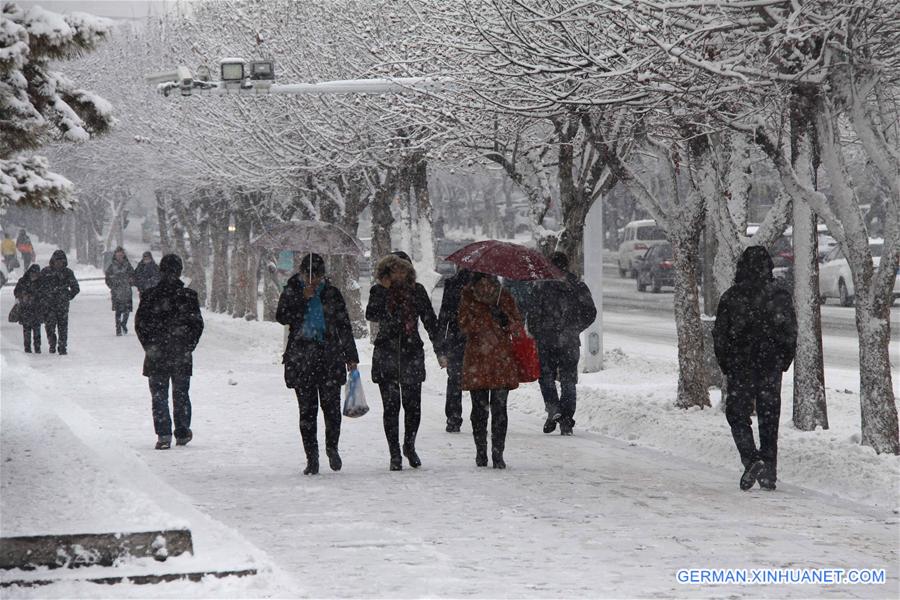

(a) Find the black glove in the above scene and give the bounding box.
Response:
[490,306,509,328]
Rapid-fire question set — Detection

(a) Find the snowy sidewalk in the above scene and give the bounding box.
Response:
[1,280,898,598]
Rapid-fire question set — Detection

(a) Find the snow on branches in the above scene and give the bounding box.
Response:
[0,2,113,210]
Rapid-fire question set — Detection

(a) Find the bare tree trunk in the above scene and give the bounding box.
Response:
[210,211,230,313]
[790,93,829,431]
[672,233,710,408]
[371,174,395,269]
[262,251,280,322]
[155,190,171,255]
[230,212,251,319]
[412,156,439,292]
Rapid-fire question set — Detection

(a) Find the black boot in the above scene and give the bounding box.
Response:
[491,447,506,469]
[475,445,488,467]
[389,449,403,471]
[303,458,319,475]
[326,448,342,472]
[740,459,765,491]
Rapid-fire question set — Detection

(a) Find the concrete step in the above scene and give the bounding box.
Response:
[0,529,193,570]
[0,566,258,588]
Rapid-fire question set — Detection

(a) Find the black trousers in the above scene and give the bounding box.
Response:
[295,383,342,461]
[115,309,130,333]
[444,346,465,427]
[725,369,782,481]
[44,307,69,352]
[22,323,40,351]
[470,389,509,453]
[537,341,579,425]
[379,382,422,456]
[149,375,192,438]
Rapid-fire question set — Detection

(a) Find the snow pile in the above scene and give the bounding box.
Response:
[509,345,900,509]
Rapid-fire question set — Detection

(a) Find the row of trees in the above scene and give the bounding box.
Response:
[1,1,896,453]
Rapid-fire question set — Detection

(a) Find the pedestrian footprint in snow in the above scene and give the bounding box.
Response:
[105,246,136,336]
[713,246,797,491]
[458,272,524,469]
[366,251,439,471]
[39,249,79,355]
[527,251,596,436]
[13,263,43,353]
[276,253,359,475]
[135,254,204,450]
[436,267,472,433]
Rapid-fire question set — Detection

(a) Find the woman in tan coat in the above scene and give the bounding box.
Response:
[458,272,522,468]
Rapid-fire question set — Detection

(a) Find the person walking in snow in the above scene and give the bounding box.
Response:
[135,254,204,450]
[39,249,79,355]
[133,251,161,296]
[276,253,359,475]
[458,272,524,469]
[527,251,597,436]
[436,267,472,433]
[713,246,797,491]
[2,232,18,271]
[13,264,43,353]
[16,229,34,270]
[366,251,439,471]
[105,246,135,336]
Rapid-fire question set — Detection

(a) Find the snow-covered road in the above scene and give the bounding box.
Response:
[1,280,897,598]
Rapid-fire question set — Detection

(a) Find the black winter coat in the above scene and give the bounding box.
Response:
[276,276,359,389]
[527,272,597,348]
[13,265,43,326]
[105,259,135,311]
[135,277,204,377]
[39,251,79,312]
[713,246,798,376]
[134,261,161,293]
[366,282,438,385]
[435,271,470,356]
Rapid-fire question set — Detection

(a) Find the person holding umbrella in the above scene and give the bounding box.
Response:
[458,272,524,469]
[444,240,565,468]
[366,251,439,471]
[277,253,359,475]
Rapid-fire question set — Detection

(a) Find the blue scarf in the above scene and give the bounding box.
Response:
[301,281,327,342]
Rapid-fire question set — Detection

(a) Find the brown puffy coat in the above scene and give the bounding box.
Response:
[459,283,522,391]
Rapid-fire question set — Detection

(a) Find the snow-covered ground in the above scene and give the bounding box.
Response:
[1,275,898,598]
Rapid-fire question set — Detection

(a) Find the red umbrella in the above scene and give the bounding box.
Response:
[444,240,565,281]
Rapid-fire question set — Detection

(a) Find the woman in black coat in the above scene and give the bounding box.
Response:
[105,246,135,336]
[277,253,359,475]
[13,264,43,353]
[365,251,438,471]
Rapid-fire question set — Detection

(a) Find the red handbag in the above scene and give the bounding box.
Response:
[511,324,541,383]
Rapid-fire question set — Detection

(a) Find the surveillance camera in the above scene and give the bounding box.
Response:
[176,65,193,91]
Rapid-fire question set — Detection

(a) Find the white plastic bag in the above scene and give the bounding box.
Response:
[342,369,369,418]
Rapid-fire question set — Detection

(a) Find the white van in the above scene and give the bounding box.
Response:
[617,219,667,277]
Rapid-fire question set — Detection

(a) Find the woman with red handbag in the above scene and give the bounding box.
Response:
[458,272,524,469]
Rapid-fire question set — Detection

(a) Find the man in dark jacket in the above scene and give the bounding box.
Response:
[39,250,79,355]
[436,268,472,433]
[713,246,797,491]
[135,254,204,450]
[527,251,597,435]
[133,251,161,296]
[277,253,359,475]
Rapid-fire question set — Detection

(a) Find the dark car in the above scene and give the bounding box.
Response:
[435,237,475,282]
[636,243,675,293]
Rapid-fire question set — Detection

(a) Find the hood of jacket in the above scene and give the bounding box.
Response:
[735,246,774,285]
[24,264,41,278]
[50,249,68,268]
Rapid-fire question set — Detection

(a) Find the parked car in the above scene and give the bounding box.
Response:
[770,224,839,289]
[635,243,675,293]
[618,219,667,278]
[819,239,899,306]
